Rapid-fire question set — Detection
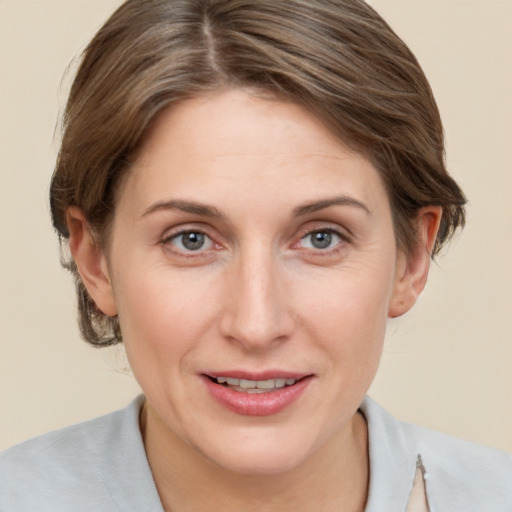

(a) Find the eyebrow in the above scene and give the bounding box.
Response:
[141,195,371,220]
[141,200,225,219]
[293,196,371,217]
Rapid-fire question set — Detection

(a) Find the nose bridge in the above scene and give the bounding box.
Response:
[220,241,293,349]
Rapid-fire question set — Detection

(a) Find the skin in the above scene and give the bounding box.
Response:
[68,89,440,511]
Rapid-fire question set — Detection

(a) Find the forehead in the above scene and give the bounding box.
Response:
[119,89,389,218]
[141,89,355,164]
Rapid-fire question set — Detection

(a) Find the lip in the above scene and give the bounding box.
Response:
[202,371,313,416]
[205,370,307,381]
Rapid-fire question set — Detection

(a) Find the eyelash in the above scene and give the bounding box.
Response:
[161,226,349,257]
[162,229,217,256]
[297,228,347,252]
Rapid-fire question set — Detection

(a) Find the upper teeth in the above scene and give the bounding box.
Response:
[215,377,296,389]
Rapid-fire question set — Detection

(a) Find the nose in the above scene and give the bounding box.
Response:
[219,245,295,351]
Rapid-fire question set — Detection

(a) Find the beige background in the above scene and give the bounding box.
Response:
[0,0,511,452]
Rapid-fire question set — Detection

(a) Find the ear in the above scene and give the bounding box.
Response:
[388,207,442,318]
[66,206,117,317]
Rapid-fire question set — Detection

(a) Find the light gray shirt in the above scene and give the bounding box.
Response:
[1,396,511,511]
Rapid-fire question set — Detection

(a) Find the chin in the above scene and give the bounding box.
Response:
[193,428,319,476]
[212,450,311,476]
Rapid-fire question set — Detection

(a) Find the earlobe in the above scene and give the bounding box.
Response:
[66,206,117,317]
[388,207,442,318]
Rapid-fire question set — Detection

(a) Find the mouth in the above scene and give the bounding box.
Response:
[206,375,301,394]
[202,372,312,416]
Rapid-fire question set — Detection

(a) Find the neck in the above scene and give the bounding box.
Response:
[140,402,369,512]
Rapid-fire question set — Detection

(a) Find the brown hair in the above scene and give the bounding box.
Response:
[50,0,466,346]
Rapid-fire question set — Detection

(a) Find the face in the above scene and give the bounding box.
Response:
[99,89,406,474]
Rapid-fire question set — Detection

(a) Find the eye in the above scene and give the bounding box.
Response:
[165,230,213,252]
[299,229,343,250]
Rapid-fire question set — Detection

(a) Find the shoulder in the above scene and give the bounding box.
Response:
[0,396,162,512]
[403,418,512,510]
[361,397,512,512]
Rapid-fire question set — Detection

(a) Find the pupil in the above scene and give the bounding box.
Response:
[183,232,204,250]
[312,232,332,249]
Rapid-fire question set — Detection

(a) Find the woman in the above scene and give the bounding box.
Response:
[1,1,510,510]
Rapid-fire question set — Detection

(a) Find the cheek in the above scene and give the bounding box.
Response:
[111,264,219,359]
[297,263,395,334]
[292,257,395,376]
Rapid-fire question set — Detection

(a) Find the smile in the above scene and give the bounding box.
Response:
[203,373,312,416]
[212,377,297,393]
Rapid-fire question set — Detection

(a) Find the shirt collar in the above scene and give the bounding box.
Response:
[359,396,419,512]
[97,395,164,512]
